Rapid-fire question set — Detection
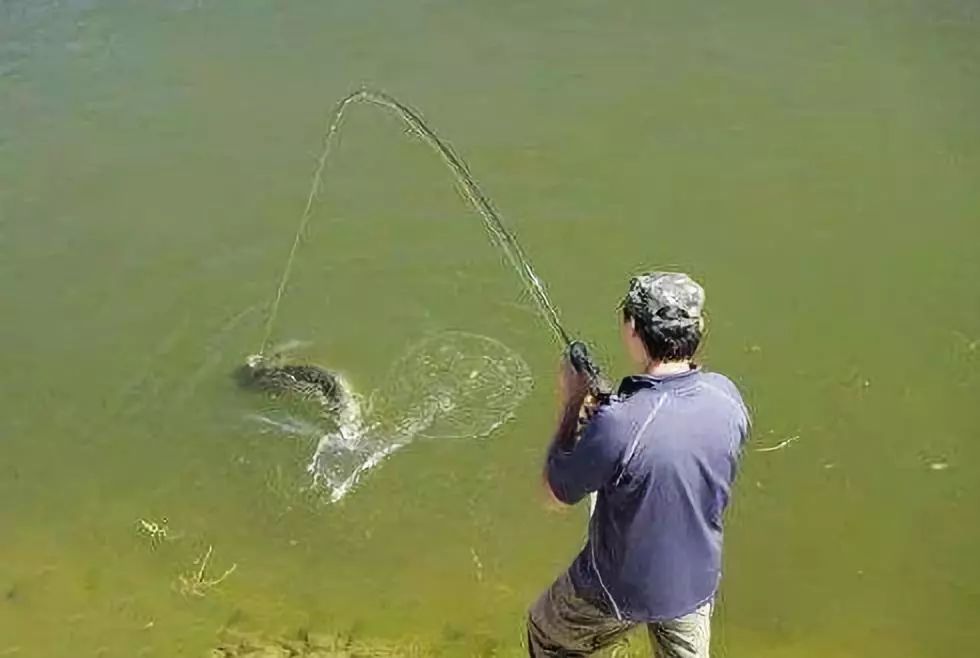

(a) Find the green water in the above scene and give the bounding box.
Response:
[2,1,978,656]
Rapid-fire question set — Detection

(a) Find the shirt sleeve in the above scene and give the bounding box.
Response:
[546,404,627,505]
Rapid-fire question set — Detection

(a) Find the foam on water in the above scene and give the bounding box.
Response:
[245,412,323,439]
[370,331,533,440]
[287,331,532,503]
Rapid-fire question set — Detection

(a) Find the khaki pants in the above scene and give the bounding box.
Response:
[527,571,712,657]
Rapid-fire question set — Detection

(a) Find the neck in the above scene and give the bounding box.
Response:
[644,360,691,376]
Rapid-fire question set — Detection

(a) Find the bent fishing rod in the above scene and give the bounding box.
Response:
[263,88,610,395]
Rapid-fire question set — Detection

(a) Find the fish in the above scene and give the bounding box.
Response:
[234,353,361,428]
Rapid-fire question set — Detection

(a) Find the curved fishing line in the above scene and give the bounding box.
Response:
[259,88,572,355]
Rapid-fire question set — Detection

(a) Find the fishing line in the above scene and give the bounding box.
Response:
[258,88,574,356]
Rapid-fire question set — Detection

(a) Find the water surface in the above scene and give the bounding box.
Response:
[1,1,978,655]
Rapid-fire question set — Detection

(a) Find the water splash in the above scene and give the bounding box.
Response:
[294,331,532,503]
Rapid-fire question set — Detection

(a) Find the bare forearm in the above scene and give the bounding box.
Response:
[553,390,588,454]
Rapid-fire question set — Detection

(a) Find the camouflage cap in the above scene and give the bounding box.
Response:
[622,272,705,329]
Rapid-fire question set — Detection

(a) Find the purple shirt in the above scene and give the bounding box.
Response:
[547,369,749,621]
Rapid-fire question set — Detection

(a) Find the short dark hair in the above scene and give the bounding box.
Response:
[622,305,702,362]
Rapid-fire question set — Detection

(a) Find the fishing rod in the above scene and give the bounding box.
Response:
[261,88,609,395]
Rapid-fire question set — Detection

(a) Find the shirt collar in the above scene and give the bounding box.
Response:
[618,366,702,396]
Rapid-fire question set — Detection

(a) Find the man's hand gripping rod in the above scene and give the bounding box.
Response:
[557,341,612,451]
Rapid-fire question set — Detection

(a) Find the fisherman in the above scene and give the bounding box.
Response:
[528,273,749,657]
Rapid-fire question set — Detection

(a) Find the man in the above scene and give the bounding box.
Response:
[528,272,749,657]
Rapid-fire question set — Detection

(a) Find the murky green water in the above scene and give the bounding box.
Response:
[2,1,978,656]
